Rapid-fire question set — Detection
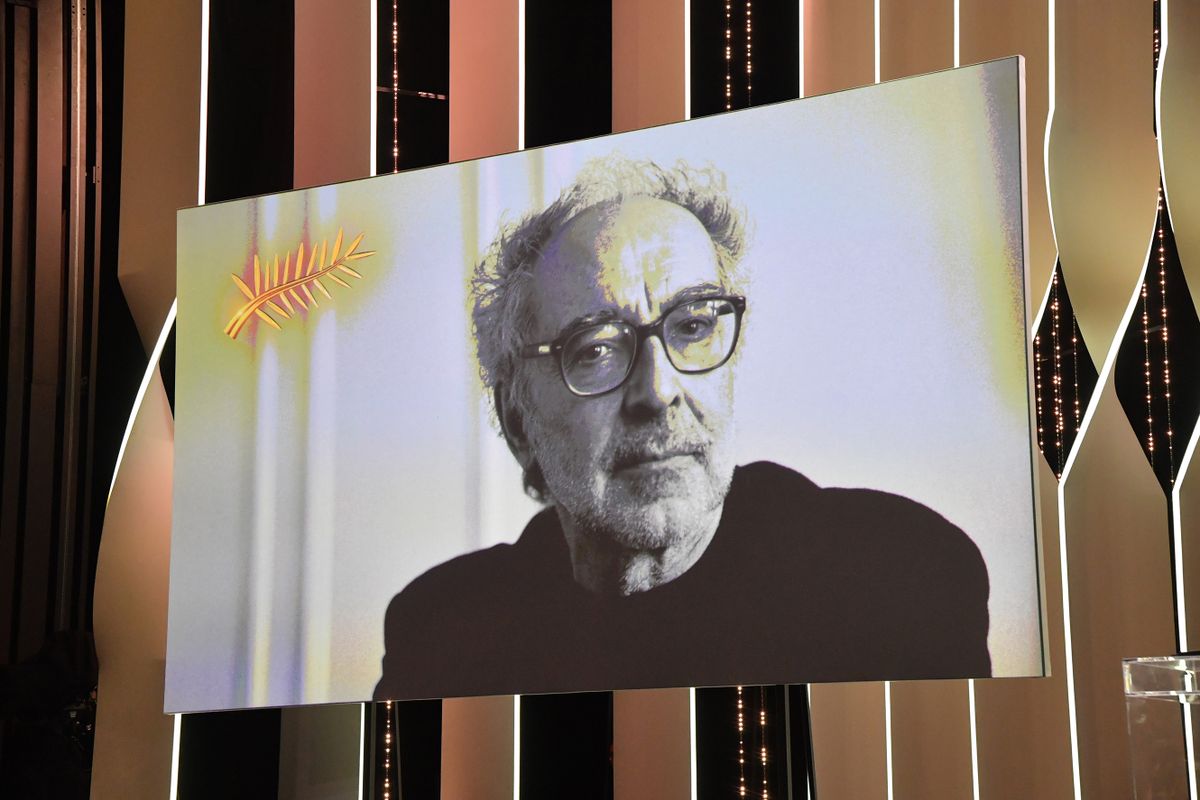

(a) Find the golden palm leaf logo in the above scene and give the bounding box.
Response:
[224,228,375,340]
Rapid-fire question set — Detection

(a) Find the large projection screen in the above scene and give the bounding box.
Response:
[168,58,1042,712]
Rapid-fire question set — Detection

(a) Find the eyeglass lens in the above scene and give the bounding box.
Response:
[560,298,739,395]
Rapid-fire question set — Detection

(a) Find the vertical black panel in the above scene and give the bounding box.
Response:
[696,685,794,799]
[690,0,799,118]
[375,0,447,172]
[175,3,294,790]
[520,692,612,800]
[370,699,442,799]
[178,709,282,799]
[524,0,611,148]
[87,0,142,636]
[205,0,293,202]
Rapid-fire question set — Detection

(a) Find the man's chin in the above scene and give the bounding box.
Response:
[589,494,715,551]
[610,456,710,501]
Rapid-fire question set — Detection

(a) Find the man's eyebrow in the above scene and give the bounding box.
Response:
[553,283,728,339]
[661,282,726,307]
[559,307,622,335]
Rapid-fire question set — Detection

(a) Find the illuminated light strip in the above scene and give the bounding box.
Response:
[873,0,880,84]
[517,0,525,151]
[884,681,894,800]
[968,680,980,800]
[512,695,521,800]
[168,713,182,800]
[357,704,366,800]
[369,0,377,176]
[684,0,692,119]
[953,0,960,68]
[689,688,699,800]
[106,303,177,504]
[806,685,814,800]
[798,0,804,97]
[198,0,209,204]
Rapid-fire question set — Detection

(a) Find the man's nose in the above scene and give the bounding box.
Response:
[621,336,681,416]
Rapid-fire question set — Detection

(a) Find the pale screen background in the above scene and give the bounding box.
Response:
[167,59,1040,713]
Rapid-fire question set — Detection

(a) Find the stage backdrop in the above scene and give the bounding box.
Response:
[167,57,1042,712]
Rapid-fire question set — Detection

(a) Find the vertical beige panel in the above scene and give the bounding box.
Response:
[878,0,953,81]
[441,695,516,800]
[277,704,362,800]
[1159,0,1200,300]
[804,0,875,96]
[93,0,200,795]
[974,460,1075,800]
[612,688,693,800]
[875,7,973,798]
[294,0,372,187]
[116,0,201,349]
[1062,379,1181,800]
[960,0,1054,297]
[1048,0,1159,360]
[612,0,685,132]
[809,682,888,800]
[889,681,972,800]
[450,0,521,161]
[91,373,175,800]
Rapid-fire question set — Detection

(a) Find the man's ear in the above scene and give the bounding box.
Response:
[495,384,533,469]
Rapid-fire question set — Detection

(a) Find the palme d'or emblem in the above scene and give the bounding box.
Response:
[223,228,375,340]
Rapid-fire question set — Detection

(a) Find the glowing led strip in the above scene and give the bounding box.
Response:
[968,680,980,800]
[689,688,699,800]
[369,0,377,176]
[168,712,182,800]
[798,0,804,97]
[684,0,692,119]
[512,695,522,800]
[873,0,880,84]
[517,0,525,151]
[953,0,960,68]
[884,681,894,800]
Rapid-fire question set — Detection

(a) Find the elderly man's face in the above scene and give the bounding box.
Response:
[509,196,738,552]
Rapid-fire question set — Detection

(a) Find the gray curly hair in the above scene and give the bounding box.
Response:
[471,154,749,401]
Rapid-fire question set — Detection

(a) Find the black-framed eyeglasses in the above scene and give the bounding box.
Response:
[519,295,746,397]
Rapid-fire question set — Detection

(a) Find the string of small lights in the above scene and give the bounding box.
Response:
[382,701,395,800]
[1143,275,1156,466]
[391,0,399,172]
[1050,269,1065,474]
[724,0,732,110]
[1158,185,1176,480]
[1034,333,1045,453]
[737,686,747,798]
[758,686,769,800]
[1080,319,1089,431]
[745,0,753,106]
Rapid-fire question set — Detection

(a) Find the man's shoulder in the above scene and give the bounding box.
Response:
[384,507,564,619]
[730,460,986,573]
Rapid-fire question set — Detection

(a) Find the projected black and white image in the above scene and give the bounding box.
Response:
[168,57,1041,712]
